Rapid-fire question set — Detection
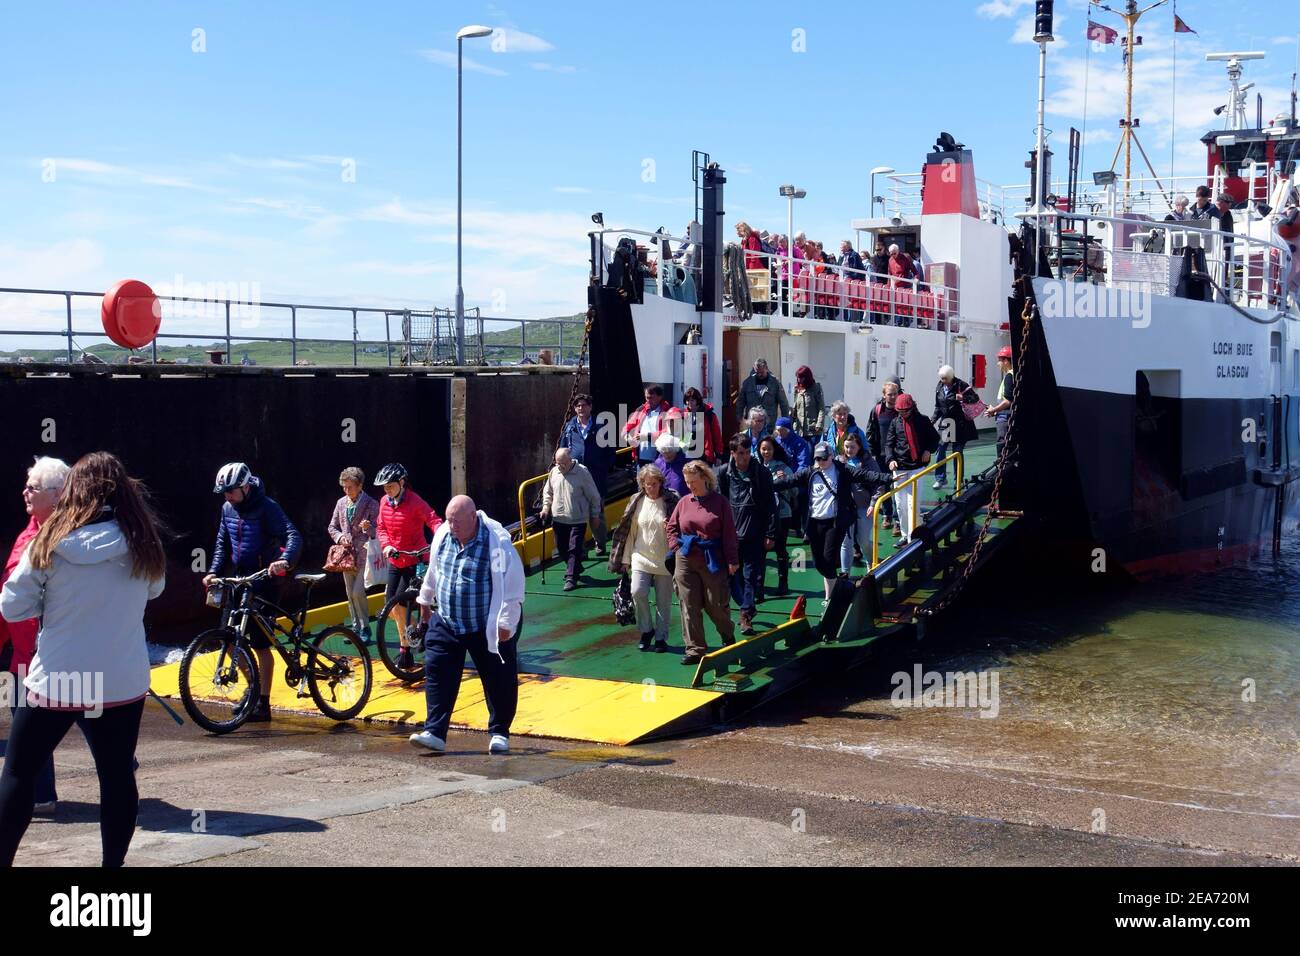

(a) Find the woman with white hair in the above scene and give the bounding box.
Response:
[0,457,70,816]
[652,432,688,495]
[931,365,979,489]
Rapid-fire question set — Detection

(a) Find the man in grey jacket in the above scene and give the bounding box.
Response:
[736,358,790,425]
[540,448,603,591]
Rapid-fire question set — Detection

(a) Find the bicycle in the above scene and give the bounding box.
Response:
[374,547,432,683]
[178,568,373,733]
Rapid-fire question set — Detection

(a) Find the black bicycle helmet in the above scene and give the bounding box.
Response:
[374,462,408,486]
[213,462,251,494]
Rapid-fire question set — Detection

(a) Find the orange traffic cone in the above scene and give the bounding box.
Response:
[789,596,806,620]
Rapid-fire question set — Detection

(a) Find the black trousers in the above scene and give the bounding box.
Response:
[805,517,847,580]
[0,698,144,867]
[773,516,791,578]
[552,521,587,582]
[422,614,519,740]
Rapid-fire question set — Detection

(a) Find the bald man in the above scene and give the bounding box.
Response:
[539,447,602,591]
[410,495,525,755]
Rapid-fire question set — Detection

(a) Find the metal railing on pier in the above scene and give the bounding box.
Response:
[0,287,583,368]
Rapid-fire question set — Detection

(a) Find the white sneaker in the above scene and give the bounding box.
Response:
[32,801,56,816]
[488,734,510,754]
[408,731,446,753]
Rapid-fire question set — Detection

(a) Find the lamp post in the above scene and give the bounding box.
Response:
[778,184,805,315]
[870,166,894,218]
[455,24,493,366]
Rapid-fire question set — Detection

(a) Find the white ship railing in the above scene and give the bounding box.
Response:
[1022,210,1295,311]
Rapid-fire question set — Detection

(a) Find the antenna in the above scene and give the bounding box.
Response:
[1207,52,1266,130]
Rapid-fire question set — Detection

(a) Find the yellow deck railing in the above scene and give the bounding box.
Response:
[868,452,962,570]
[516,445,636,567]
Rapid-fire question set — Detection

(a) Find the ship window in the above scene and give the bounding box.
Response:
[1293,349,1298,389]
[1270,332,1281,365]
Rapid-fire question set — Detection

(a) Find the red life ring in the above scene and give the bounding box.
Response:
[101,279,161,348]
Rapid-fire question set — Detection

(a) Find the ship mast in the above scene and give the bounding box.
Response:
[1092,0,1171,210]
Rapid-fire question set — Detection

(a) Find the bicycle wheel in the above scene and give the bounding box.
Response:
[306,625,373,721]
[178,628,260,734]
[374,593,425,683]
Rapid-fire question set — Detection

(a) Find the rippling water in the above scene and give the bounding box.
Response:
[772,533,1300,806]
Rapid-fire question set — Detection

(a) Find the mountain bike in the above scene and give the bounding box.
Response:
[178,568,373,733]
[374,548,432,683]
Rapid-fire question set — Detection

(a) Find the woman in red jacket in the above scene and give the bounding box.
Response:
[735,221,764,270]
[1,457,70,815]
[373,463,443,670]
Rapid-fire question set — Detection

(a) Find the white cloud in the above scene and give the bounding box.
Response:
[977,0,1032,19]
[44,158,130,176]
[359,199,441,226]
[419,49,507,77]
[530,62,576,73]
[0,238,106,294]
[492,28,553,53]
[227,154,309,170]
[552,186,591,194]
[351,259,450,277]
[141,175,219,192]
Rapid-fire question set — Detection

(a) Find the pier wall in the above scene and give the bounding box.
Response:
[1,367,571,640]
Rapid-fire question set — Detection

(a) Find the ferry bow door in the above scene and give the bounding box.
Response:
[1133,370,1181,532]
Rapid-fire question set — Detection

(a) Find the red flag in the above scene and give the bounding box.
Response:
[1174,13,1196,34]
[1087,20,1119,44]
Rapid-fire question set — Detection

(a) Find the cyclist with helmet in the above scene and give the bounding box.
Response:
[373,463,443,671]
[202,462,302,722]
[984,346,1014,456]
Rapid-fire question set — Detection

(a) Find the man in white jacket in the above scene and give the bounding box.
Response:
[409,495,525,755]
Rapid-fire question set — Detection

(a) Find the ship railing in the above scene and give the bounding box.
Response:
[589,228,699,305]
[1023,210,1295,311]
[0,287,583,367]
[876,173,1012,225]
[725,248,960,331]
[868,452,963,570]
[999,171,1283,219]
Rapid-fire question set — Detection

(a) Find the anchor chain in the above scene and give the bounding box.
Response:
[918,288,1035,617]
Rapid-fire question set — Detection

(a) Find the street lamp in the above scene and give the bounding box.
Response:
[870,166,894,217]
[778,185,805,316]
[455,24,493,365]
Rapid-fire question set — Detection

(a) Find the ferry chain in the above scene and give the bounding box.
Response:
[918,291,1034,618]
[528,307,596,520]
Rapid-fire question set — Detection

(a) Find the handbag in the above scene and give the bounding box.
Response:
[612,572,636,626]
[324,542,357,574]
[363,537,386,588]
[960,388,988,421]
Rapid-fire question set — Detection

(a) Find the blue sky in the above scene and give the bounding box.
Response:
[1,0,1296,339]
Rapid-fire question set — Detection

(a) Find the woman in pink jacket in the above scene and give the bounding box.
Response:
[0,457,69,816]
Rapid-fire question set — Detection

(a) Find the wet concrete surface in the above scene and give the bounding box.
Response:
[3,679,1294,866]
